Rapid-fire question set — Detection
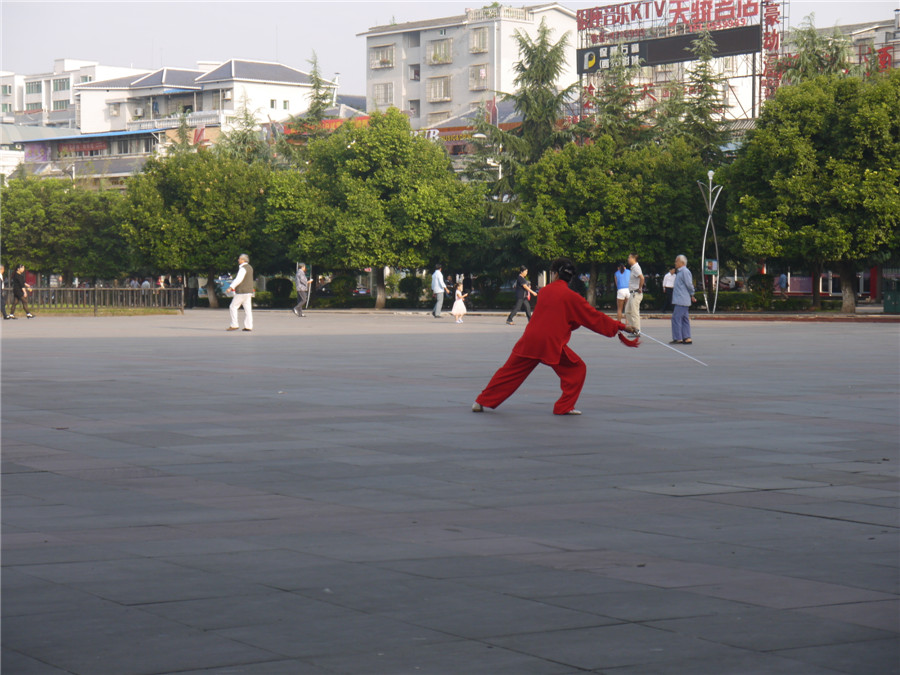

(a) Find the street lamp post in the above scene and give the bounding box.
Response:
[698,169,723,314]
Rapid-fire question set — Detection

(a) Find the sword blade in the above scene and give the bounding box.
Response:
[637,331,708,367]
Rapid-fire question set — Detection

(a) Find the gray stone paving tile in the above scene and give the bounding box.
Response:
[215,612,457,660]
[798,599,900,633]
[486,622,751,671]
[4,603,281,675]
[774,638,900,675]
[646,606,895,651]
[539,588,758,622]
[310,639,582,674]
[604,652,848,674]
[0,650,74,675]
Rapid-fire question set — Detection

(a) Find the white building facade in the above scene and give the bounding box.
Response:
[76,59,336,135]
[359,4,577,128]
[15,59,146,128]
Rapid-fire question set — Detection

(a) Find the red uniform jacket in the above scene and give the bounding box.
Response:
[512,280,625,365]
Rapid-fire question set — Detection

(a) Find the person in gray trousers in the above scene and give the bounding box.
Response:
[292,263,309,317]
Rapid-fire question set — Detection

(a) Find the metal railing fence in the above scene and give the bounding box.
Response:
[2,287,184,314]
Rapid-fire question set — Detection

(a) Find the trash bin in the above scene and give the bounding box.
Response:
[884,279,900,314]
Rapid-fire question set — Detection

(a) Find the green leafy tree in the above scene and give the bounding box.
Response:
[578,49,649,150]
[120,150,270,307]
[778,15,855,85]
[682,30,730,165]
[266,109,482,309]
[728,70,900,312]
[0,178,127,281]
[216,95,273,165]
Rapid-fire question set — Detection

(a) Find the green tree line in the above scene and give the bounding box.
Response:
[2,26,897,312]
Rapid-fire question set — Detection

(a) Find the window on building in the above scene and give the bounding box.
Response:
[409,64,420,81]
[270,99,277,109]
[1,85,11,95]
[1,103,11,113]
[408,99,420,118]
[25,103,42,112]
[427,111,451,126]
[405,32,420,48]
[428,38,453,65]
[52,100,69,111]
[283,100,289,109]
[373,83,394,107]
[25,81,42,94]
[53,78,70,92]
[370,44,396,69]
[80,75,93,83]
[470,27,489,53]
[426,76,452,102]
[469,64,488,91]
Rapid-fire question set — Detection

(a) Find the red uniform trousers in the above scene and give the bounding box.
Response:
[475,346,587,415]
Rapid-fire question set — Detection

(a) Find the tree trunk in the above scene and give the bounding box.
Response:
[374,266,386,310]
[810,261,822,310]
[586,262,598,306]
[206,274,219,309]
[839,261,857,314]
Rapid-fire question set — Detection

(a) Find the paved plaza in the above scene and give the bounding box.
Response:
[2,310,898,674]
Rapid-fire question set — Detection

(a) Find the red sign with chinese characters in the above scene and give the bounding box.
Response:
[59,140,107,153]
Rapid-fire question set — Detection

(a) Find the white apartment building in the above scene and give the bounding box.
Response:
[16,59,146,128]
[76,59,337,135]
[359,3,577,128]
[1,72,25,124]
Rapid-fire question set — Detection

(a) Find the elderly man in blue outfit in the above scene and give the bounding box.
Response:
[670,254,696,344]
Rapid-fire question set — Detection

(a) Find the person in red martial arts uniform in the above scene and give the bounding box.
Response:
[472,257,638,415]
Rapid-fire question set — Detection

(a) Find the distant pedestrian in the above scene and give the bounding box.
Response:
[662,267,676,311]
[473,257,637,416]
[227,253,254,332]
[506,266,536,325]
[778,272,789,299]
[9,264,34,319]
[431,264,447,318]
[185,275,199,308]
[671,254,696,345]
[614,263,630,322]
[293,263,309,317]
[1,264,8,320]
[451,283,468,323]
[625,253,644,332]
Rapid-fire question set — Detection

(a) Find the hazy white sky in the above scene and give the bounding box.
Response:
[2,0,897,94]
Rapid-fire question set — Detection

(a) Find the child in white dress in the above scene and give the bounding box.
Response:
[451,283,468,323]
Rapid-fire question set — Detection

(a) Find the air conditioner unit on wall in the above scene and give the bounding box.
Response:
[134,107,144,117]
[223,90,232,100]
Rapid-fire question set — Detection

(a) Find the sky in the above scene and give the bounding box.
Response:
[2,0,897,95]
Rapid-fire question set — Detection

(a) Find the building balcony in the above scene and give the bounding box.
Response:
[126,110,228,131]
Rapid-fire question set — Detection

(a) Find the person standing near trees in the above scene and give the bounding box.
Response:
[507,266,537,325]
[1,264,8,320]
[662,267,676,311]
[9,264,34,319]
[671,254,696,345]
[625,253,644,332]
[431,264,447,318]
[226,254,254,332]
[614,263,630,321]
[292,263,309,318]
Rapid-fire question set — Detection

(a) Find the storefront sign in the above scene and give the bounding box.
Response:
[59,140,108,153]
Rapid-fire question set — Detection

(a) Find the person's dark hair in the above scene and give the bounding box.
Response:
[550,257,576,283]
[519,265,528,273]
[435,263,442,270]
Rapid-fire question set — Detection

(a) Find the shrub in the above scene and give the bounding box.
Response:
[398,275,426,306]
[747,273,774,309]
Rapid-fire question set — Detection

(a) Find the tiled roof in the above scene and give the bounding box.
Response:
[360,14,467,37]
[130,68,204,89]
[76,73,150,90]
[195,59,329,86]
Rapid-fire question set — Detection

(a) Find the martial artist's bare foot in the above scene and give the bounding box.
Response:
[562,409,581,415]
[471,402,484,412]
